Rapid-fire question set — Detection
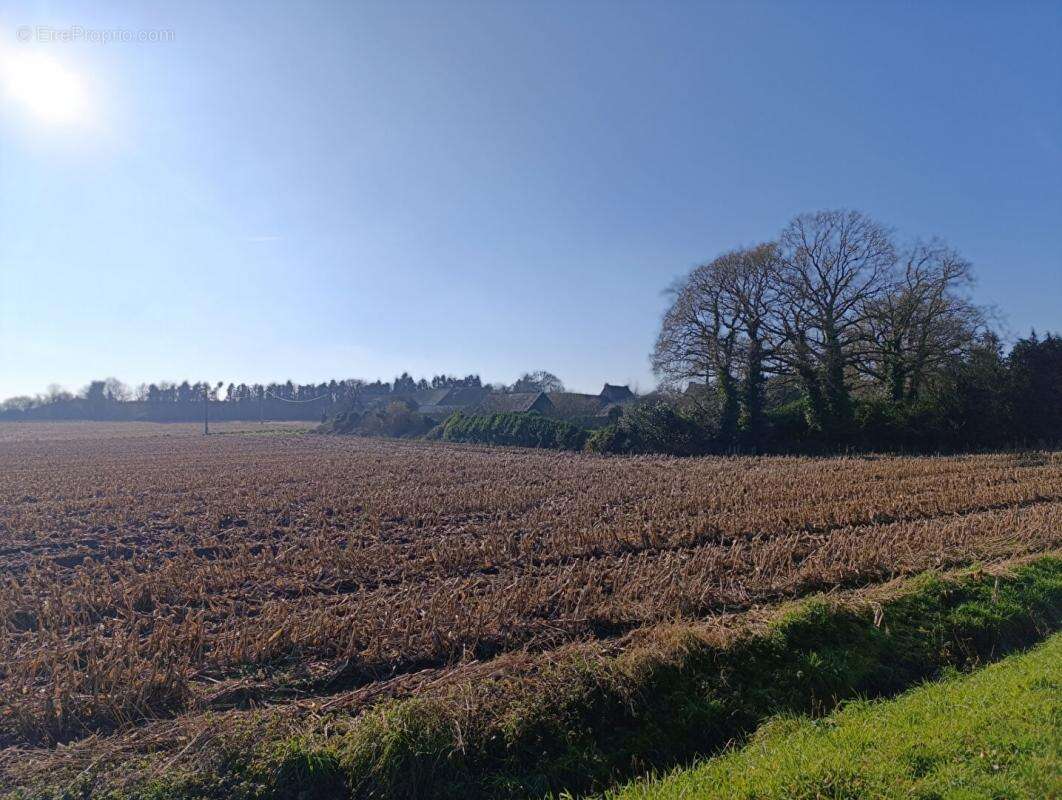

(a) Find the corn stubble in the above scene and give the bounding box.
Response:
[0,424,1059,748]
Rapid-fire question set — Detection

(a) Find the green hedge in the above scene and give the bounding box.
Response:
[432,412,588,451]
[317,401,433,438]
[84,557,1062,800]
[584,401,716,456]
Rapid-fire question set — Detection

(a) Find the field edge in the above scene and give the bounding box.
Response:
[11,555,1060,800]
[603,630,1062,799]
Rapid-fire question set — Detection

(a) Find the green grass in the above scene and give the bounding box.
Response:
[604,632,1062,800]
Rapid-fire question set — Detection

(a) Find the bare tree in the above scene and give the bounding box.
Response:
[103,378,131,403]
[653,254,744,440]
[860,240,984,401]
[45,384,73,404]
[771,210,896,431]
[714,243,781,444]
[511,370,565,393]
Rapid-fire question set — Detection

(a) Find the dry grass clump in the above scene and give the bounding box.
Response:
[0,423,1059,749]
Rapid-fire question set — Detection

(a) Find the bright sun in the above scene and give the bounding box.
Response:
[2,50,89,125]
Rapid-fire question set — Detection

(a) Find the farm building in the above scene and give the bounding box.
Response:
[547,384,637,426]
[600,384,635,404]
[410,387,453,408]
[476,391,555,415]
[355,383,632,422]
[546,392,604,419]
[417,386,491,418]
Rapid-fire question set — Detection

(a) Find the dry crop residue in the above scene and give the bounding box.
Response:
[1,422,1059,751]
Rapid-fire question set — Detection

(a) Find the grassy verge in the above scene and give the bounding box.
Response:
[605,630,1062,800]
[13,558,1062,800]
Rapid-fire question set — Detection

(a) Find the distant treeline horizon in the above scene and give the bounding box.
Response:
[4,209,1060,454]
[0,370,570,423]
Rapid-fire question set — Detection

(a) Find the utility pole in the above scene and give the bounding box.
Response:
[204,384,210,435]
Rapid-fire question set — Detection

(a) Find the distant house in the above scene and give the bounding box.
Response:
[477,391,554,415]
[546,392,605,419]
[411,387,453,408]
[547,384,636,426]
[600,384,635,404]
[421,386,491,417]
[440,386,491,407]
[354,382,630,422]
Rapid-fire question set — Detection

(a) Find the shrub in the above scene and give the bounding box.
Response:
[319,400,432,438]
[437,412,588,450]
[316,407,363,435]
[764,399,814,448]
[585,401,714,456]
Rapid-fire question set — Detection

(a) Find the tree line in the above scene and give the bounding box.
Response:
[646,209,1060,452]
[3,207,1057,452]
[0,372,568,423]
[0,374,484,422]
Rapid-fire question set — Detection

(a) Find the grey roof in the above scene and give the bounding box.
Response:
[477,392,552,414]
[412,388,453,407]
[547,392,604,418]
[440,386,490,407]
[600,384,635,403]
[409,387,490,417]
[418,388,491,419]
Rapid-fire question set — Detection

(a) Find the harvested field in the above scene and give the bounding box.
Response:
[0,423,1060,790]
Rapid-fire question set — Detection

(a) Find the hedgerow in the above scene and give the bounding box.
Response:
[432,411,588,450]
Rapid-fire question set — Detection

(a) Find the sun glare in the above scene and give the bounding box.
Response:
[2,50,89,125]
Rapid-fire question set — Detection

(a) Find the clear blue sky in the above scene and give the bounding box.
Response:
[1,0,1059,398]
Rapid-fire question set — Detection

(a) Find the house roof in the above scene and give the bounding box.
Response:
[440,386,490,407]
[547,392,604,418]
[411,388,453,407]
[600,384,635,402]
[478,392,552,414]
[407,384,486,412]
